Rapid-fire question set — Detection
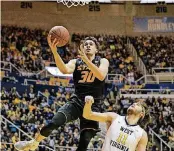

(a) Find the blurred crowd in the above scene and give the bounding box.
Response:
[1,26,47,72]
[2,26,174,82]
[130,36,174,72]
[1,85,174,150]
[1,26,143,82]
[0,86,109,151]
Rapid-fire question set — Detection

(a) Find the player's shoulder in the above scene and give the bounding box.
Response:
[107,112,118,117]
[106,112,119,122]
[69,58,77,64]
[100,58,109,65]
[139,129,148,143]
[68,58,77,62]
[137,125,147,138]
[71,59,77,62]
[142,129,148,138]
[100,58,109,62]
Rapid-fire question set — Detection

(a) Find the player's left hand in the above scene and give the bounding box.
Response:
[78,44,88,62]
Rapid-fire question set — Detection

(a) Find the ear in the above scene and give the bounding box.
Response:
[140,112,145,119]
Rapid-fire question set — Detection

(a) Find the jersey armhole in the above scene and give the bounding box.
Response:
[74,59,79,70]
[111,114,120,123]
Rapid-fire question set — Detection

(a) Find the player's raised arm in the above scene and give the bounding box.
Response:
[47,35,76,74]
[83,96,117,123]
[136,131,148,151]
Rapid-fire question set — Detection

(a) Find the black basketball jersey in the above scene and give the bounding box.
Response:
[73,56,105,106]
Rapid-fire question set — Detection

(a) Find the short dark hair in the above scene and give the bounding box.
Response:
[83,37,100,50]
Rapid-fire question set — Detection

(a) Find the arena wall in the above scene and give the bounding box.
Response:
[1,1,174,35]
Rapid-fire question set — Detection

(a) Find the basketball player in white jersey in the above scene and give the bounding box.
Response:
[83,96,151,151]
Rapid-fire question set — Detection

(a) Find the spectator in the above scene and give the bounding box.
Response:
[12,132,19,144]
[131,36,174,72]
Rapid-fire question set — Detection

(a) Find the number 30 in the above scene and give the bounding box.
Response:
[78,71,95,83]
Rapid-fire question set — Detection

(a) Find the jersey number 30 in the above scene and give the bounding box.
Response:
[78,71,95,83]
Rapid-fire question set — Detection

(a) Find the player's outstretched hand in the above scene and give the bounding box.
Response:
[85,96,94,105]
[47,35,59,54]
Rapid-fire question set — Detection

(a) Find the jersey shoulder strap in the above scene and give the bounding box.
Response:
[92,56,101,66]
[76,56,101,66]
[112,114,122,125]
[75,58,83,66]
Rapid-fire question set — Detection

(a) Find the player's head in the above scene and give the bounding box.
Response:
[127,100,145,116]
[83,37,99,56]
[127,99,151,128]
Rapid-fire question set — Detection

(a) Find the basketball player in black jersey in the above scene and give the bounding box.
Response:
[14,36,109,151]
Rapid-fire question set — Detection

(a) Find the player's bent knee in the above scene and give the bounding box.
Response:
[52,111,67,126]
[40,112,67,137]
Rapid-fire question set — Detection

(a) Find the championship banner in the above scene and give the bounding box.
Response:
[133,17,174,32]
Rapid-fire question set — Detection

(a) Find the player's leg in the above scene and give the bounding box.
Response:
[36,111,67,141]
[76,118,100,151]
[76,129,99,151]
[14,101,80,151]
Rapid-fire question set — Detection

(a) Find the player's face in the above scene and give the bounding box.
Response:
[127,102,144,117]
[83,40,97,56]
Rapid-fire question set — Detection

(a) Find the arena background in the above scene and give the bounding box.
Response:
[2,1,174,35]
[1,0,174,151]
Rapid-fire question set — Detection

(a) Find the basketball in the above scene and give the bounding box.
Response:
[49,26,70,47]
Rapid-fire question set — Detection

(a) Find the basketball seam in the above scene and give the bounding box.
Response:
[50,30,69,42]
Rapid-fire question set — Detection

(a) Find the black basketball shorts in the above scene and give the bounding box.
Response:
[56,94,100,131]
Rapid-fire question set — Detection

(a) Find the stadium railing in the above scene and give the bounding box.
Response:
[135,74,174,84]
[106,74,127,84]
[22,74,174,87]
[0,143,55,151]
[151,68,174,83]
[0,142,102,151]
[119,89,174,98]
[127,39,147,76]
[149,128,172,151]
[0,115,55,151]
[1,61,174,85]
[152,67,174,74]
[38,90,49,103]
[1,61,21,73]
[1,116,102,151]
[0,61,40,76]
[54,146,102,151]
[1,115,33,140]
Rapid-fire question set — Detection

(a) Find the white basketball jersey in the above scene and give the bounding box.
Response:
[102,115,144,151]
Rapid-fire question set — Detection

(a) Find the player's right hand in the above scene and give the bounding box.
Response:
[47,35,59,54]
[85,96,94,104]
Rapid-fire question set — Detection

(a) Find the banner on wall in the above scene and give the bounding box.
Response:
[133,17,174,32]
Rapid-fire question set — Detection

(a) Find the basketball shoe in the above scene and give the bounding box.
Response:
[14,139,39,151]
